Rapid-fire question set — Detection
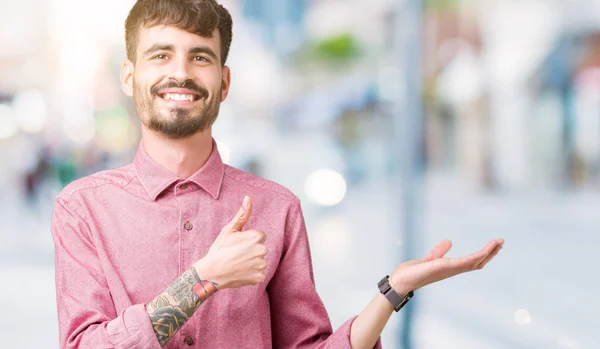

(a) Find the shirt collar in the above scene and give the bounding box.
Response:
[133,139,225,201]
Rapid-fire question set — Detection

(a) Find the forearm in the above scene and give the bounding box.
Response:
[350,280,413,349]
[146,262,218,347]
[349,293,393,349]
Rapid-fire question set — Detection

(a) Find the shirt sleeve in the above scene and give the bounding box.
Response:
[267,198,382,349]
[51,198,161,349]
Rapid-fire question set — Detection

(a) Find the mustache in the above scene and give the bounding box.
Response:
[151,80,209,99]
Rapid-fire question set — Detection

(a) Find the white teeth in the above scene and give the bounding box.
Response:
[163,93,195,101]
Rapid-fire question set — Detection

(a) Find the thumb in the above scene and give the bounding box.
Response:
[424,240,452,261]
[399,240,453,267]
[224,196,252,233]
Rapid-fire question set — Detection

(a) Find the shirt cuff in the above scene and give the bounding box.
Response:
[106,304,162,349]
[332,315,383,349]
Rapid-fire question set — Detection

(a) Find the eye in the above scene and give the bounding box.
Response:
[193,56,210,62]
[153,54,168,60]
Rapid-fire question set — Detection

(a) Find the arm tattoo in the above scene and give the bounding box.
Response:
[147,267,219,346]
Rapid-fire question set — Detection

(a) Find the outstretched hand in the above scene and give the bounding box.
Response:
[389,239,504,296]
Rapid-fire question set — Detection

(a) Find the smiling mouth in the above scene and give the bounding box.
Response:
[158,93,202,102]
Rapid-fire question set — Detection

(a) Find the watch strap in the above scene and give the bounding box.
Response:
[378,275,414,312]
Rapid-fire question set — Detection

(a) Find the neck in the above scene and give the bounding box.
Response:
[141,126,213,178]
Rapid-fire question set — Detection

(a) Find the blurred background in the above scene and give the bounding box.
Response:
[1,0,598,348]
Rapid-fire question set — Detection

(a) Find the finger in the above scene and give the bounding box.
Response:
[224,196,252,233]
[257,245,269,258]
[474,243,501,270]
[475,241,503,269]
[424,240,452,261]
[255,259,268,271]
[253,270,267,284]
[463,240,498,261]
[246,230,267,245]
[454,240,499,270]
[253,230,266,244]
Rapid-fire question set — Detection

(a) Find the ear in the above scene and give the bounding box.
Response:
[120,60,134,97]
[220,65,231,101]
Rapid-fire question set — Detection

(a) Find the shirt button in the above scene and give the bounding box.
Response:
[184,336,194,345]
[184,221,193,231]
[180,183,188,190]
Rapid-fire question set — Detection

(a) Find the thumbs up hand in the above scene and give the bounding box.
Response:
[193,196,269,290]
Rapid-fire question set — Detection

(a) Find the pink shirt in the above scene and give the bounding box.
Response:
[51,140,382,349]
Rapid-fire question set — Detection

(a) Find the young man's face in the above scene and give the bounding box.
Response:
[121,25,230,139]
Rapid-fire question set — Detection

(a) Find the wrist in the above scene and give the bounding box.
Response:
[378,275,414,313]
[388,274,414,297]
[193,258,225,289]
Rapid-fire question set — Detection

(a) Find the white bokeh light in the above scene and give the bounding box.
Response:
[304,169,347,206]
[514,309,531,325]
[0,104,19,140]
[12,90,48,133]
[63,116,96,144]
[61,98,96,145]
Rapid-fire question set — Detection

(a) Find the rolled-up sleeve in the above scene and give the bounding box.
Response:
[51,198,161,349]
[267,198,382,349]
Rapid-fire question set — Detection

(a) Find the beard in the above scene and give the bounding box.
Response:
[134,79,221,139]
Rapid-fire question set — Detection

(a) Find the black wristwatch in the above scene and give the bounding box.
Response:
[378,275,414,312]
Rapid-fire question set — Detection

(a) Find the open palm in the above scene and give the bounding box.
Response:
[389,239,504,295]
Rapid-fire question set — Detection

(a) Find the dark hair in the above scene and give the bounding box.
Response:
[125,0,233,65]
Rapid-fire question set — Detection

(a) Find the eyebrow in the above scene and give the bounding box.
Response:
[143,44,174,57]
[189,46,218,61]
[142,44,218,61]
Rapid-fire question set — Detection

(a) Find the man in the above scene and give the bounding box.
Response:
[51,0,504,348]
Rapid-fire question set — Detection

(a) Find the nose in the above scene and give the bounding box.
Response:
[168,55,193,83]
